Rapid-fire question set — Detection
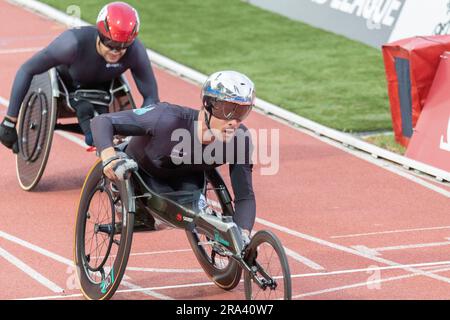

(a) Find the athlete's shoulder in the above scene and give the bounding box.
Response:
[155,102,197,118]
[68,26,97,37]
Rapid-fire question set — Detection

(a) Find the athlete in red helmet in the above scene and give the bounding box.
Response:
[0,2,159,149]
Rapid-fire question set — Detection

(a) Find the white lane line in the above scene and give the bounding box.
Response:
[0,245,64,293]
[255,217,450,285]
[21,263,450,300]
[374,238,450,252]
[352,240,450,257]
[0,230,73,266]
[54,130,87,148]
[0,96,9,107]
[0,47,43,54]
[120,280,174,300]
[20,280,220,300]
[331,225,450,239]
[293,266,450,299]
[0,230,176,299]
[289,260,450,279]
[18,293,83,300]
[126,267,203,273]
[283,246,325,271]
[19,260,450,300]
[131,249,192,256]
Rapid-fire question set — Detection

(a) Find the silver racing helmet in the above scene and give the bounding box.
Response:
[201,71,255,121]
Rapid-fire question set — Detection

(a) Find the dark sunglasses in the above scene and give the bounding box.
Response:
[210,100,252,121]
[99,33,133,51]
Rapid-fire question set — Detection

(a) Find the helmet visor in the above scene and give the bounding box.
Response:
[99,33,133,51]
[210,100,252,121]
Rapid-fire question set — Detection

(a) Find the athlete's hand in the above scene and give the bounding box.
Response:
[0,117,18,153]
[101,147,138,181]
[111,158,138,181]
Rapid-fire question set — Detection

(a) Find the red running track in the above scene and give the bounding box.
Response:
[0,1,449,300]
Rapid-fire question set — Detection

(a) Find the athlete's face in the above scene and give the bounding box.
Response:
[97,38,127,63]
[208,115,241,143]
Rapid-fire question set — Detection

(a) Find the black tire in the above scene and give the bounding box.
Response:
[185,171,242,291]
[16,71,57,191]
[74,160,135,300]
[244,230,292,300]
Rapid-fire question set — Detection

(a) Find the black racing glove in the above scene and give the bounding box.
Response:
[0,118,18,154]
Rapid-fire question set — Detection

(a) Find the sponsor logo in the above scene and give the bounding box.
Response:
[434,0,450,35]
[214,230,230,247]
[176,213,183,222]
[100,267,115,294]
[310,0,402,30]
[133,106,155,115]
[106,63,122,68]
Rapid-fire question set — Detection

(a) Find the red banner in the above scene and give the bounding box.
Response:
[406,52,450,172]
[382,35,450,146]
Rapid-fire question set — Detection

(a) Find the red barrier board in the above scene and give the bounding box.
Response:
[382,35,450,146]
[406,51,450,172]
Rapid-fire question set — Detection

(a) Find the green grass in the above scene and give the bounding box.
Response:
[41,0,392,132]
[363,133,406,154]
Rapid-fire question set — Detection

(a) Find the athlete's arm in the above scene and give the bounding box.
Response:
[229,128,256,232]
[7,30,78,118]
[230,163,256,232]
[130,40,160,107]
[91,106,162,152]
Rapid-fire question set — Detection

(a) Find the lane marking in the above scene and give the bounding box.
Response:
[0,245,64,293]
[0,47,43,54]
[54,130,87,148]
[126,267,203,273]
[0,230,173,299]
[0,230,73,266]
[19,280,219,300]
[283,246,325,271]
[0,96,9,107]
[293,266,450,299]
[255,217,450,285]
[331,225,450,239]
[20,263,450,300]
[289,260,450,279]
[352,238,450,256]
[130,249,192,256]
[120,280,174,300]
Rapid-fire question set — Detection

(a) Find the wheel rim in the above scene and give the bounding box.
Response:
[245,234,291,300]
[16,71,56,191]
[81,180,124,288]
[20,92,48,162]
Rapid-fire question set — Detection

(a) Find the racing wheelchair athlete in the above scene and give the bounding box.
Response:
[74,70,292,300]
[0,2,159,190]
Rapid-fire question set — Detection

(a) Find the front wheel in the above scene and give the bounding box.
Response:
[244,230,292,300]
[74,160,135,300]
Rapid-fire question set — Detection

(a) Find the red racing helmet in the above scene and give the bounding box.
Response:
[96,2,140,50]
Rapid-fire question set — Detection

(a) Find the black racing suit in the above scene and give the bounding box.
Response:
[91,102,256,231]
[7,26,159,145]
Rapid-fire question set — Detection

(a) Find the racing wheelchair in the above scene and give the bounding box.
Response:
[74,157,292,300]
[15,68,135,191]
